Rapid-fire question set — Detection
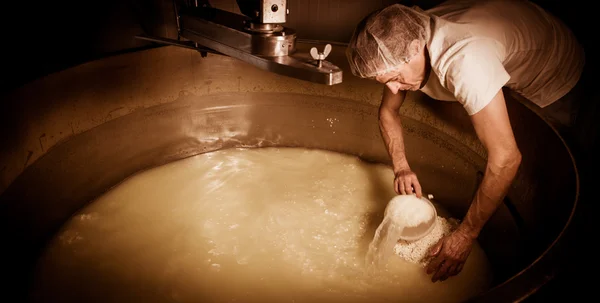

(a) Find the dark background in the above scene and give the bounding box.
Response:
[0,0,596,301]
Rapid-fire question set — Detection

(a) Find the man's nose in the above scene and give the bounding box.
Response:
[385,82,401,94]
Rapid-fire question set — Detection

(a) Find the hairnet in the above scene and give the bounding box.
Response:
[346,4,431,79]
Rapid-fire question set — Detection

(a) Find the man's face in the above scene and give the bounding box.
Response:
[374,44,428,94]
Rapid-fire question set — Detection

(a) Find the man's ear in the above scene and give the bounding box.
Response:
[409,39,422,57]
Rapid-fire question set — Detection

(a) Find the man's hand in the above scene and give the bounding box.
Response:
[394,169,422,197]
[425,229,474,282]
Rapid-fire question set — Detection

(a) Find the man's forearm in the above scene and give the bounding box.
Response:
[457,153,522,239]
[379,111,410,173]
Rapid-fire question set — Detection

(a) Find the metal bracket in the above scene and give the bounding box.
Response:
[137,1,342,85]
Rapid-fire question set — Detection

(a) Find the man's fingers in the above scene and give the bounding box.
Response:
[426,251,444,274]
[394,172,422,197]
[444,264,459,280]
[432,261,453,282]
[404,179,413,194]
[445,262,465,279]
[426,258,439,275]
[428,240,443,257]
[413,180,423,198]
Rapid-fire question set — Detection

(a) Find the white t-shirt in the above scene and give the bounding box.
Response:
[419,0,585,115]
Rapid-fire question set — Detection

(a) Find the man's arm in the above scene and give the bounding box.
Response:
[427,89,521,282]
[457,89,522,238]
[378,86,423,197]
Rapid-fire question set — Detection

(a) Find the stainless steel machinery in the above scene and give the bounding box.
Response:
[136,0,343,85]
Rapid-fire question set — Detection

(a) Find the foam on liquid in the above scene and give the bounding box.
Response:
[366,195,437,267]
[31,147,493,303]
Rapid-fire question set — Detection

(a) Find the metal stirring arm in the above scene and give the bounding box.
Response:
[135,0,343,86]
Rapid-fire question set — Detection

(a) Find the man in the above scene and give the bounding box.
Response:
[346,0,585,282]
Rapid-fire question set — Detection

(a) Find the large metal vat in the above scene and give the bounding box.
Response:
[0,43,580,302]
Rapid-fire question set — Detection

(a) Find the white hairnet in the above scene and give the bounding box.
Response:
[346,4,431,79]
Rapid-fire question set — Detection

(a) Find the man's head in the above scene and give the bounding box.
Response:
[346,4,431,93]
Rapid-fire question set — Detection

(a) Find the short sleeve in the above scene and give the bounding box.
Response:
[440,40,510,115]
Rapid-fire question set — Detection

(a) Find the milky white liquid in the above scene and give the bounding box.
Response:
[31,147,493,303]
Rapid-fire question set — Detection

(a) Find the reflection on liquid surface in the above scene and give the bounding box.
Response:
[31,148,492,303]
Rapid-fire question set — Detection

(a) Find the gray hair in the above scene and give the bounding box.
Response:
[346,4,431,79]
